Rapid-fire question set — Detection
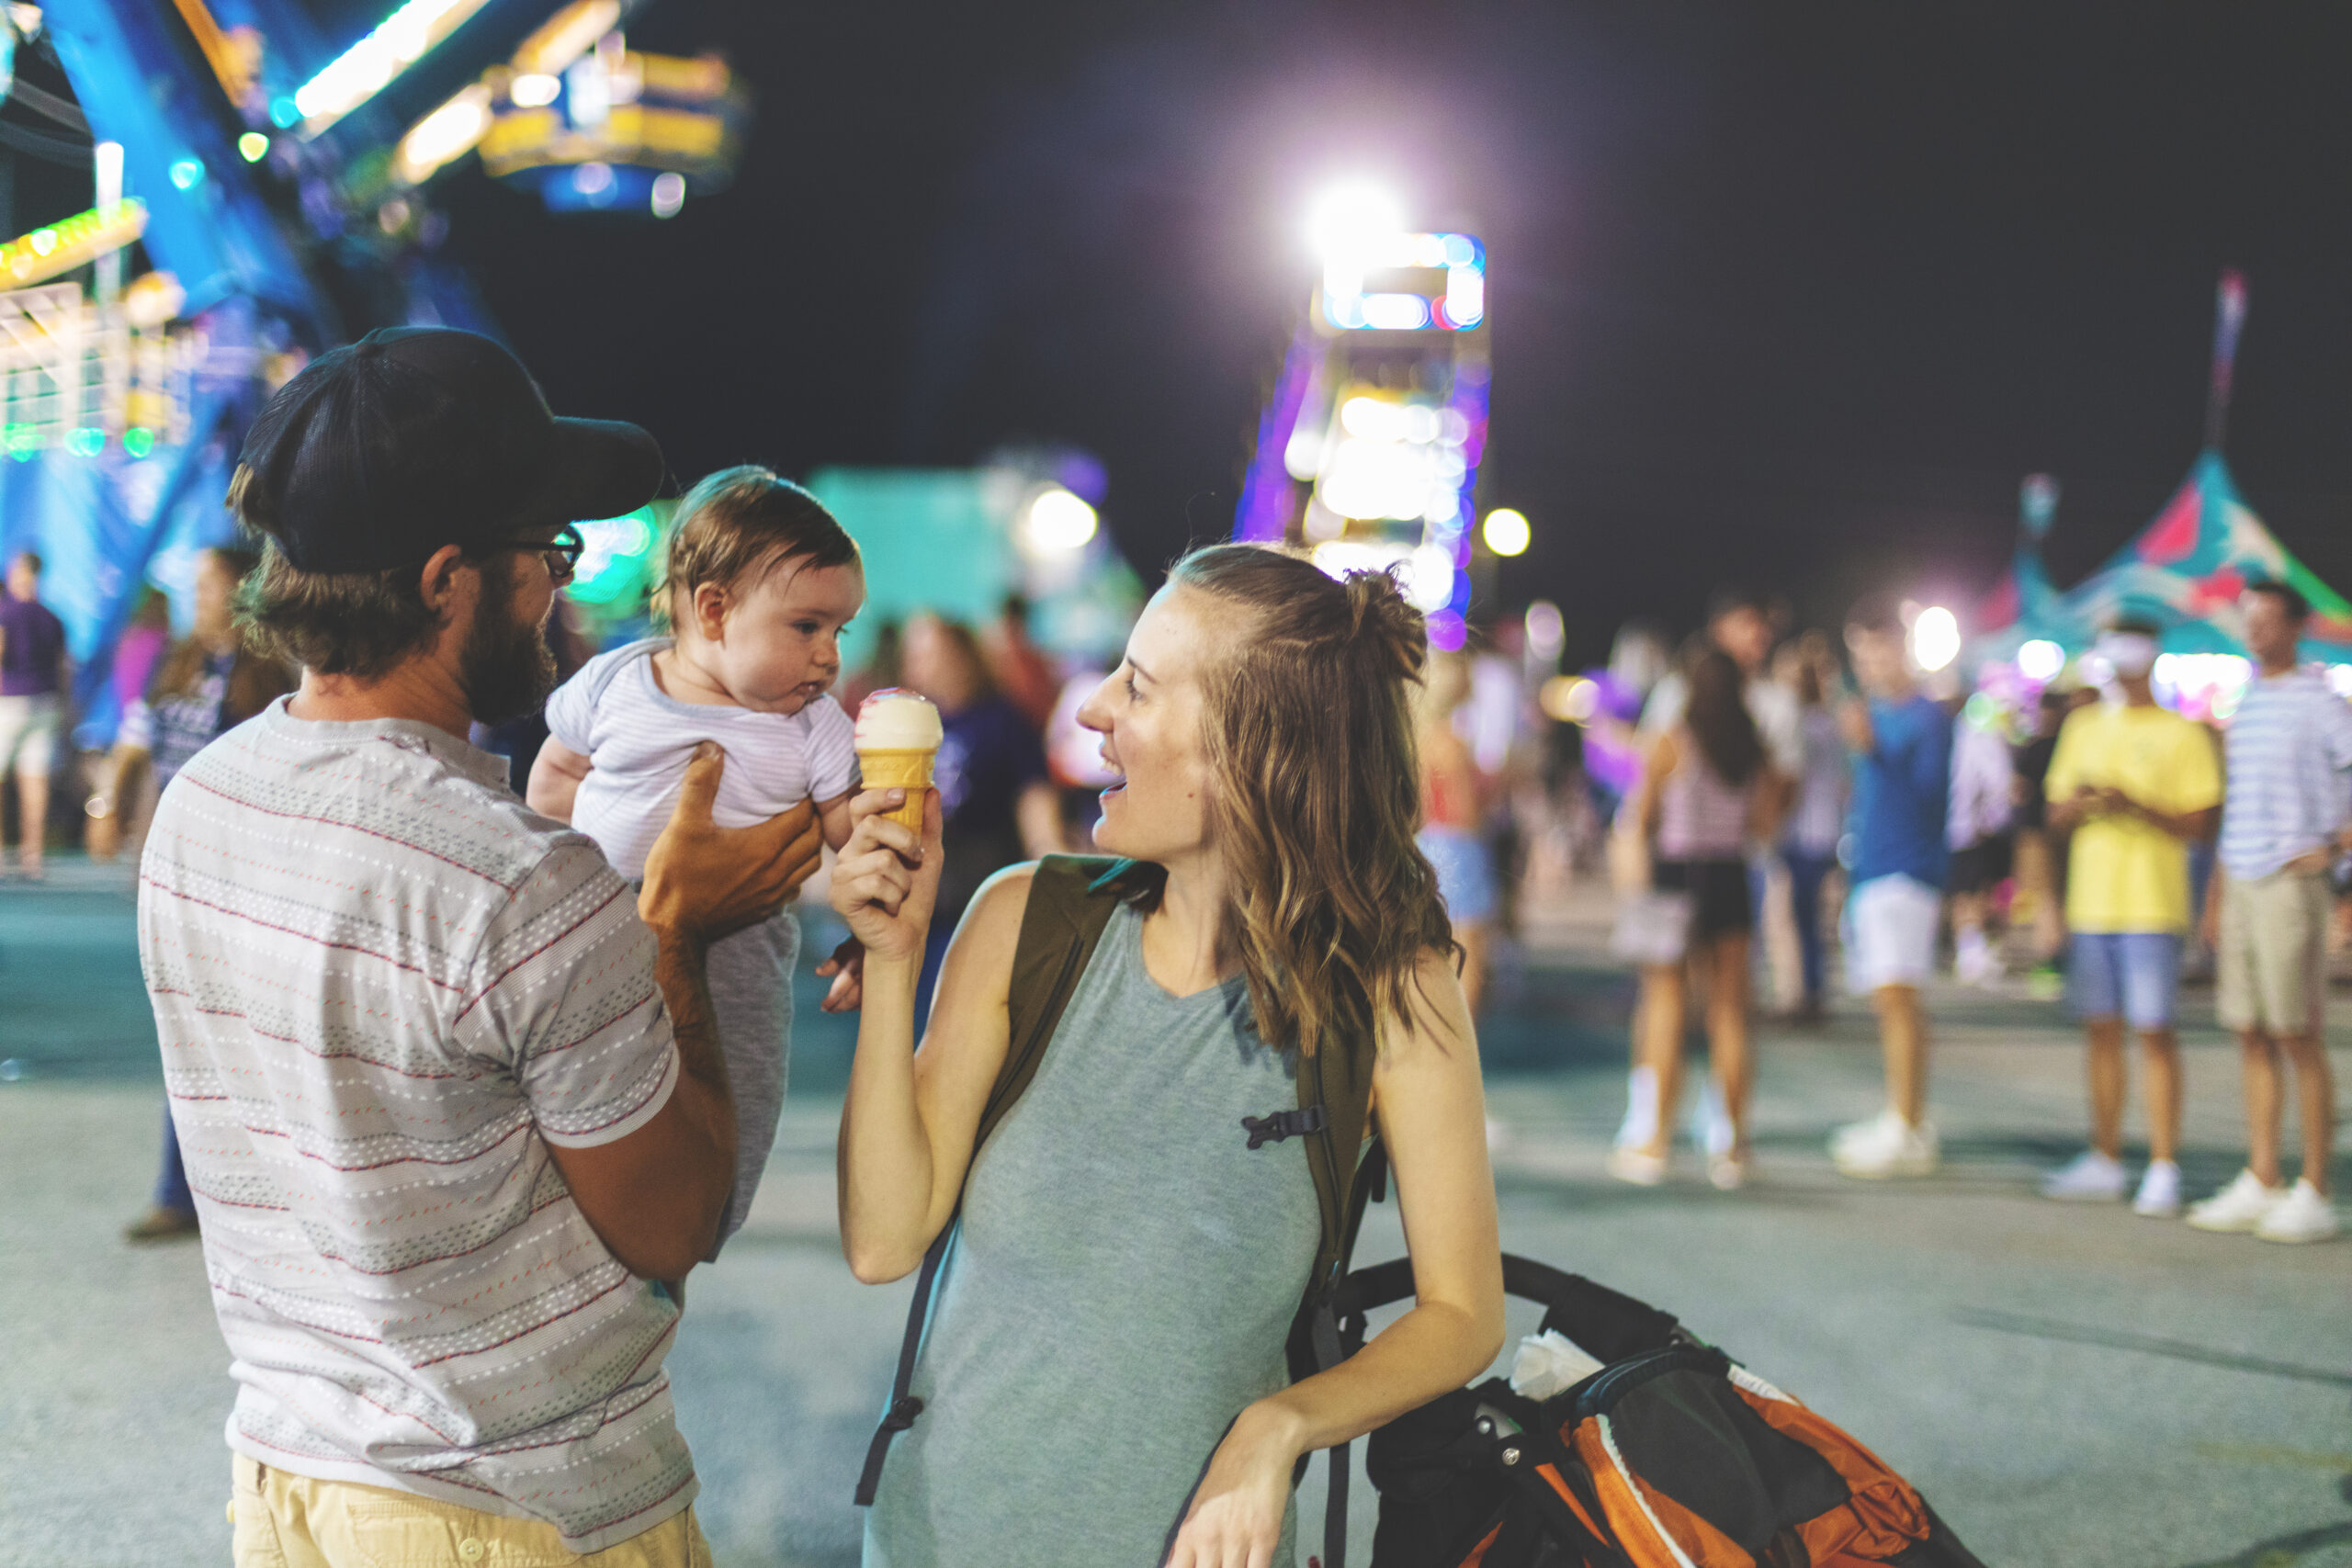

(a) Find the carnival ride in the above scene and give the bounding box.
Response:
[0,0,749,735]
[1234,185,1495,649]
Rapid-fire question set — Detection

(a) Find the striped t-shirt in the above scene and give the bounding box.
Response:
[545,637,859,881]
[2219,666,2352,880]
[137,698,697,1553]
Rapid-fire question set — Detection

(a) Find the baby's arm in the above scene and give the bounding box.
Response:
[526,740,594,824]
[817,788,858,852]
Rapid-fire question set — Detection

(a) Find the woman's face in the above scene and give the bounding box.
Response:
[194,555,239,638]
[1077,586,1220,865]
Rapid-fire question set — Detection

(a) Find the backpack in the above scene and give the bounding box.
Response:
[1333,1247,1991,1568]
[852,854,1380,1512]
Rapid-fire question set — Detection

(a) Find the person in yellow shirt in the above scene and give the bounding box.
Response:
[2040,623,2222,1216]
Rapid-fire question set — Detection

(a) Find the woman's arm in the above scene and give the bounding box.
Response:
[1627,728,1679,841]
[832,787,1032,1282]
[526,739,593,823]
[1168,951,1504,1568]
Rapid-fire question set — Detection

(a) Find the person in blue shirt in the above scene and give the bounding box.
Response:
[1830,596,1952,1179]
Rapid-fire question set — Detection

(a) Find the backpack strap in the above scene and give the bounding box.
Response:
[854,853,1148,1506]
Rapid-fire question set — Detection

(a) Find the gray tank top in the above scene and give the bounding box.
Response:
[864,899,1321,1568]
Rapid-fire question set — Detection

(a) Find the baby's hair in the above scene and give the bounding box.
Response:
[656,466,860,630]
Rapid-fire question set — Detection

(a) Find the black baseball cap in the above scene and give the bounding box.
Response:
[230,327,664,573]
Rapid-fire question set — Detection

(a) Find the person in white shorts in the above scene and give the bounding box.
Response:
[2189,581,2350,1244]
[1831,596,1953,1178]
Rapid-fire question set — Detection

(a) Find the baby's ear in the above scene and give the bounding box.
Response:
[691,581,731,640]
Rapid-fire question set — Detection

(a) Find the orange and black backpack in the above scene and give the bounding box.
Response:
[1330,1244,1990,1568]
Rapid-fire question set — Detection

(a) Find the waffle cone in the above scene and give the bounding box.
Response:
[858,749,936,831]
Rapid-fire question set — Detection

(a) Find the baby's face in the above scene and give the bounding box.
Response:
[701,558,865,713]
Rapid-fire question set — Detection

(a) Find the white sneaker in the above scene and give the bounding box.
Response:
[1613,1066,1659,1152]
[2132,1160,2182,1218]
[1830,1111,1939,1179]
[2186,1169,2289,1233]
[2253,1179,2341,1245]
[1954,931,1998,986]
[1605,1145,1668,1187]
[2039,1150,2127,1203]
[1690,1077,1735,1159]
[1707,1153,1751,1191]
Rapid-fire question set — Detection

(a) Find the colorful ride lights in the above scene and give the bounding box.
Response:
[292,0,496,136]
[1320,229,1486,333]
[1481,508,1531,558]
[2016,638,2064,682]
[0,202,148,287]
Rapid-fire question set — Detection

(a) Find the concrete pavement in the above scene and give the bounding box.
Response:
[3,861,2347,1566]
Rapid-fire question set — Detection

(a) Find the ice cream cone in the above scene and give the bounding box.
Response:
[858,748,935,832]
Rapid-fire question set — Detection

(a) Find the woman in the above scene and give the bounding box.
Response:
[899,611,1065,1018]
[1610,647,1772,1190]
[1776,635,1847,1023]
[98,547,297,1242]
[1416,648,1498,1014]
[831,547,1504,1568]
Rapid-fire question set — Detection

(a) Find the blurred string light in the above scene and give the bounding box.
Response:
[391,0,623,186]
[1309,538,1456,615]
[294,0,496,137]
[168,158,206,191]
[237,131,270,162]
[1523,600,1565,663]
[396,85,492,185]
[1427,608,1466,651]
[1,201,147,287]
[650,170,685,218]
[509,72,562,107]
[1910,605,1961,672]
[2016,638,2064,682]
[1319,227,1486,333]
[1482,506,1530,557]
[1022,486,1098,552]
[562,507,659,605]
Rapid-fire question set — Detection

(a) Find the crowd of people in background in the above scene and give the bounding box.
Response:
[1587,580,2342,1244]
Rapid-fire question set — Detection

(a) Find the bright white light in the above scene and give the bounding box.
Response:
[1340,395,1406,441]
[572,161,613,195]
[1482,507,1531,557]
[1911,605,1961,672]
[650,171,685,218]
[2017,638,2064,682]
[509,72,561,107]
[1308,538,1447,609]
[1317,437,1442,522]
[1304,181,1404,261]
[2330,664,2352,699]
[397,85,491,182]
[1361,293,1430,331]
[1023,487,1097,551]
[296,0,493,131]
[1525,600,1566,662]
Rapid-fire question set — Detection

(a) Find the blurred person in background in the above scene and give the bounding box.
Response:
[842,616,904,713]
[982,591,1061,734]
[1775,634,1847,1025]
[1947,702,2018,986]
[1640,587,1802,812]
[0,549,70,880]
[2190,582,2351,1243]
[96,546,299,1243]
[111,588,173,725]
[1829,596,1952,1179]
[1611,648,1774,1189]
[2038,623,2219,1218]
[901,612,1062,1020]
[1417,648,1497,1014]
[2010,687,2073,976]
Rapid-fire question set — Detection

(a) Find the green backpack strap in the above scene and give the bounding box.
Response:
[854,852,1148,1507]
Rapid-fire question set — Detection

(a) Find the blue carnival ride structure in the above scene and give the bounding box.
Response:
[0,0,746,738]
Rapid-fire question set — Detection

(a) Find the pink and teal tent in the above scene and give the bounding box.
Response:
[2055,449,2352,658]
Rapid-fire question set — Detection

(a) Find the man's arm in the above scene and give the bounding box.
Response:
[542,747,821,1279]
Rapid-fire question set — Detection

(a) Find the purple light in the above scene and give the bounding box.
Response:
[1428,609,1466,650]
[1234,322,1320,543]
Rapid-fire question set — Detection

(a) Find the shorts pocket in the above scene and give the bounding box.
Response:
[331,1494,577,1568]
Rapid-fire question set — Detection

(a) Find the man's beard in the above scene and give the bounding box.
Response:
[460,560,558,726]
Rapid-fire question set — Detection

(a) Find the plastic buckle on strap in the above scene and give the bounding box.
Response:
[1242,1106,1326,1149]
[880,1395,924,1431]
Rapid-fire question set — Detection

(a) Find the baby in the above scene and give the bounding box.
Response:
[529,465,865,1255]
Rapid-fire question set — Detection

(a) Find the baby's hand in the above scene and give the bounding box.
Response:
[816,936,866,1011]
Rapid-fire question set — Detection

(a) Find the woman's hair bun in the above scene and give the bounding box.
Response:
[1340,567,1428,683]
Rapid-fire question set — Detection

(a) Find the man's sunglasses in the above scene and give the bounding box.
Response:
[495,524,587,586]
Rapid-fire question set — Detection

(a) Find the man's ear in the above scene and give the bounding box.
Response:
[418,545,472,618]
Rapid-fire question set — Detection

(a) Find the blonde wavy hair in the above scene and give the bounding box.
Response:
[1163,544,1456,1062]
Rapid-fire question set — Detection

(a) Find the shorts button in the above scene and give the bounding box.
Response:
[458,1539,486,1562]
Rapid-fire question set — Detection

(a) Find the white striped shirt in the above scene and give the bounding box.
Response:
[545,637,859,880]
[2218,666,2352,880]
[138,699,696,1553]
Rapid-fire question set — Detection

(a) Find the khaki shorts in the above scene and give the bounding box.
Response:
[231,1454,711,1567]
[0,693,59,777]
[2216,866,2331,1036]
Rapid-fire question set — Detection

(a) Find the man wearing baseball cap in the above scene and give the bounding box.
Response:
[136,328,822,1562]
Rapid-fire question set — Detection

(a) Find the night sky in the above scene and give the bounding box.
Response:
[39,4,2352,663]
